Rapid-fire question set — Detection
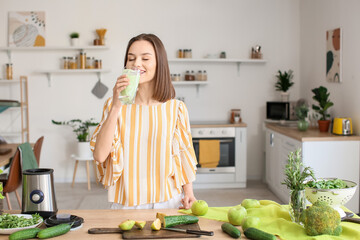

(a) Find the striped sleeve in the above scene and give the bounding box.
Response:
[90,97,124,186]
[171,101,197,189]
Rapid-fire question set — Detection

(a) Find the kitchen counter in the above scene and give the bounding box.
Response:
[2,209,254,240]
[191,121,247,128]
[265,123,360,142]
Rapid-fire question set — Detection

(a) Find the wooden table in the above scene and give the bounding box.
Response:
[1,209,249,239]
[0,144,18,168]
[0,143,34,168]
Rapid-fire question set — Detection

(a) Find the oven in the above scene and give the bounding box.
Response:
[191,127,236,173]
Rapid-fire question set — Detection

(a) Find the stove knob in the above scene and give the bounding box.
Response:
[222,130,227,134]
[210,130,214,135]
[198,130,203,135]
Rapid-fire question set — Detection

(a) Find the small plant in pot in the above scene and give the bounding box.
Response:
[69,32,80,46]
[311,86,334,132]
[295,104,309,131]
[52,118,98,158]
[275,69,294,102]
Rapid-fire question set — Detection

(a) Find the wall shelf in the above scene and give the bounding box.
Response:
[172,80,208,95]
[35,69,111,86]
[0,46,109,61]
[168,58,266,76]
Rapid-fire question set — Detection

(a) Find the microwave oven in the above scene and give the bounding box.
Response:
[266,101,297,120]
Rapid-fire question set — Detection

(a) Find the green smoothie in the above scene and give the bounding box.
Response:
[120,69,140,104]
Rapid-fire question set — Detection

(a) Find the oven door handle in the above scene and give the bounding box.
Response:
[192,139,233,143]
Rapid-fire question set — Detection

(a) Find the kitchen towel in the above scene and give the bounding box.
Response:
[199,140,220,168]
[18,142,38,170]
[179,200,360,240]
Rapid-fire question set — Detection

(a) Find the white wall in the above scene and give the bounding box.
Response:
[0,0,301,182]
[300,0,360,134]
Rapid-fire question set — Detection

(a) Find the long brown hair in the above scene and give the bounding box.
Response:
[124,33,175,102]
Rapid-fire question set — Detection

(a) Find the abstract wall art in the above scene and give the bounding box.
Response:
[8,11,46,47]
[326,27,342,83]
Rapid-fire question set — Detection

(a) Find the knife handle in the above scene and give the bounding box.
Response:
[186,229,214,236]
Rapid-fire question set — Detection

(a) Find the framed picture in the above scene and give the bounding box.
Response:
[326,27,341,83]
[8,11,46,47]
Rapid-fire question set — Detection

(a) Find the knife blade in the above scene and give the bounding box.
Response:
[163,227,214,236]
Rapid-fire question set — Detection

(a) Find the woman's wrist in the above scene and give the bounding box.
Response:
[182,182,194,197]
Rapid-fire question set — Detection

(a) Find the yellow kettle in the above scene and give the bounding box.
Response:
[332,117,353,135]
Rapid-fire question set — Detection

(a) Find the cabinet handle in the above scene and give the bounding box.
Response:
[270,133,274,147]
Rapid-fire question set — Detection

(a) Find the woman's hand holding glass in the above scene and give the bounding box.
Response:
[112,74,129,108]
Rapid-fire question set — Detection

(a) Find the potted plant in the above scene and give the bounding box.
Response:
[295,104,309,131]
[311,86,334,132]
[69,32,79,46]
[52,118,98,158]
[275,70,294,102]
[282,149,315,224]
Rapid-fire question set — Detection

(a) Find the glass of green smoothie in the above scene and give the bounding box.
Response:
[119,67,140,104]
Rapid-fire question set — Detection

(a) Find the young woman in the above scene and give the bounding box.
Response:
[90,33,197,209]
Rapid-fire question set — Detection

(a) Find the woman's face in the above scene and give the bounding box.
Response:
[126,40,157,84]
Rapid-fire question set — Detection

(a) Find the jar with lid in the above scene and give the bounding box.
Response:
[189,70,195,81]
[86,57,95,69]
[203,70,207,81]
[174,74,181,81]
[230,109,241,123]
[6,63,13,80]
[69,57,78,69]
[178,49,183,58]
[94,59,102,69]
[79,51,86,69]
[184,49,191,58]
[184,71,190,81]
[62,57,69,69]
[196,70,203,81]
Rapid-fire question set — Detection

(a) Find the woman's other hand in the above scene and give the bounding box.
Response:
[112,74,129,108]
[180,194,196,209]
[179,182,196,209]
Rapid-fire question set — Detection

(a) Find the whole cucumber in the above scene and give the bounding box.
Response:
[9,228,41,240]
[221,223,241,238]
[37,223,71,239]
[244,227,276,240]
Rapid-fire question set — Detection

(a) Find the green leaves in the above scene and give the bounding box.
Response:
[0,213,42,228]
[275,70,294,92]
[52,118,99,142]
[305,178,348,189]
[311,86,334,120]
[282,149,315,191]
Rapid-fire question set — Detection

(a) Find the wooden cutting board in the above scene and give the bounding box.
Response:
[122,221,201,239]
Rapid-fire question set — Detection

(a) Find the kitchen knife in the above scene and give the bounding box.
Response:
[88,228,123,234]
[163,227,214,236]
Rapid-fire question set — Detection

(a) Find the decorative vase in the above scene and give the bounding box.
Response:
[297,120,309,131]
[77,142,92,159]
[318,120,331,132]
[70,38,79,46]
[289,189,306,224]
[280,92,289,102]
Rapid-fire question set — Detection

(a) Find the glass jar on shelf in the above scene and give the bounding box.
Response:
[79,51,86,69]
[62,57,69,69]
[86,57,95,69]
[6,63,13,80]
[230,109,241,123]
[69,57,78,69]
[94,59,102,69]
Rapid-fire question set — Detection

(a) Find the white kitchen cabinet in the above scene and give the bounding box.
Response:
[265,124,360,213]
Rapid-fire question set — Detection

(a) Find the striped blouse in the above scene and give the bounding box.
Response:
[90,98,197,207]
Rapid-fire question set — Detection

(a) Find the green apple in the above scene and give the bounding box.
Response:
[191,200,209,216]
[241,199,260,209]
[241,216,260,231]
[227,206,247,226]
